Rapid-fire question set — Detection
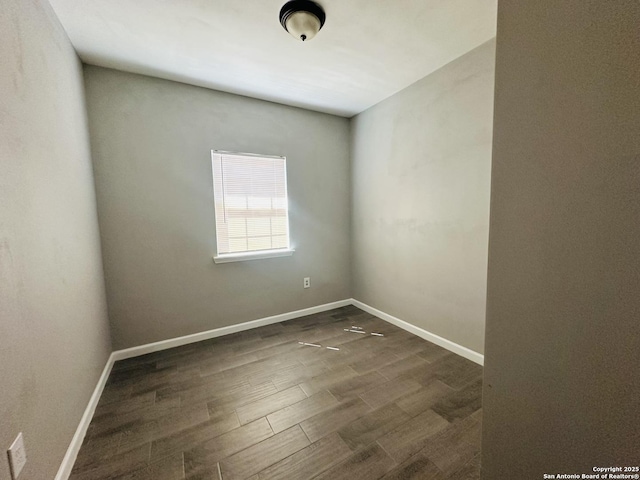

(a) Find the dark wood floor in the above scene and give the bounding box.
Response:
[70,306,483,480]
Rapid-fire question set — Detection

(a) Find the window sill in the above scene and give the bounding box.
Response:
[213,248,295,264]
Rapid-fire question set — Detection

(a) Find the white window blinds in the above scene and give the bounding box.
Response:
[211,151,290,256]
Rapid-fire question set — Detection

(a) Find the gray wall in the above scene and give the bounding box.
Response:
[482,1,640,476]
[83,66,352,350]
[0,1,112,479]
[350,40,495,355]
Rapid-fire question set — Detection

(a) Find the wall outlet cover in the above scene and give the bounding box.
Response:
[7,432,26,479]
[303,277,310,288]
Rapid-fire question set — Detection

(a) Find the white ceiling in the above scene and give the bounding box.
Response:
[48,0,497,117]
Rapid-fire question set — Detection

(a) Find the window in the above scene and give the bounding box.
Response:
[211,151,293,263]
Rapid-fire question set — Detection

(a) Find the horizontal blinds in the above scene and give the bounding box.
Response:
[212,152,290,255]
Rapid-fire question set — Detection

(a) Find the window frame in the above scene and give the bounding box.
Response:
[211,150,294,264]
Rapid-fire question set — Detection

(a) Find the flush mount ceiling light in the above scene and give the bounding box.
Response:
[279,0,326,42]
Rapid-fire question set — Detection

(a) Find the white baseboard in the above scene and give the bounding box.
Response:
[56,296,480,479]
[351,299,484,366]
[54,352,116,480]
[112,299,352,361]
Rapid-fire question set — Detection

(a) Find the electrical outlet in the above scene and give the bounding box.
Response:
[303,277,310,289]
[7,433,26,479]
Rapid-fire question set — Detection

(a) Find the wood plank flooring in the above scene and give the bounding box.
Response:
[70,306,483,480]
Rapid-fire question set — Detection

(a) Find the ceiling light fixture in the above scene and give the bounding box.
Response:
[279,0,326,42]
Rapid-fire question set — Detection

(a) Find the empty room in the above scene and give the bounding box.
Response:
[1,0,638,479]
